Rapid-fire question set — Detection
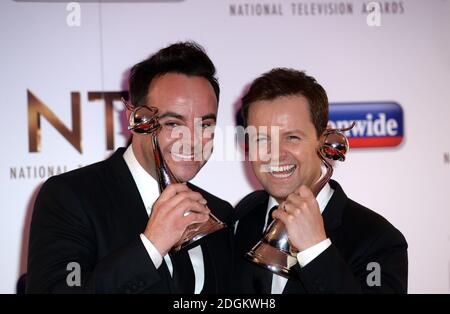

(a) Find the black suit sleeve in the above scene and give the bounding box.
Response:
[292,227,408,294]
[26,176,165,294]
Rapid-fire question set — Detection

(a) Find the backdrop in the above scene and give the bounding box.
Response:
[1,0,449,293]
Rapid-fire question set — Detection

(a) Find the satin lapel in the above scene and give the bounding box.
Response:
[103,148,150,237]
[236,192,273,294]
[322,179,347,234]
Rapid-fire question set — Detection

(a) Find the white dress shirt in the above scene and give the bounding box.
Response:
[123,144,205,293]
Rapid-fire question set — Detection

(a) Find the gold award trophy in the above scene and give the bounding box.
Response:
[246,123,355,277]
[124,101,226,252]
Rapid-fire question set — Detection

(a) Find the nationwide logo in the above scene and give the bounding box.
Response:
[328,102,404,148]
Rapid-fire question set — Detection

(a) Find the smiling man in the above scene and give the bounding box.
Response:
[27,42,233,294]
[233,68,408,294]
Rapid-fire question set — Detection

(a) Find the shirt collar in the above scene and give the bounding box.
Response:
[123,144,160,214]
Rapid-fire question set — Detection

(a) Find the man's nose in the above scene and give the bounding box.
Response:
[270,144,288,164]
[187,122,201,147]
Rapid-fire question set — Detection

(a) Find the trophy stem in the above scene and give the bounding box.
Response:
[311,153,333,197]
[151,133,179,193]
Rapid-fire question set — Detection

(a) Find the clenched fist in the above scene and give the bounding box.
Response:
[143,183,210,256]
[272,185,327,252]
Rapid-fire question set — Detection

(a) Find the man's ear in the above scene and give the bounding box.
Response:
[121,97,133,124]
[317,130,326,150]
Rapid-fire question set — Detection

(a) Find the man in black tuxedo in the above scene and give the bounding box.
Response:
[27,42,233,293]
[233,68,408,293]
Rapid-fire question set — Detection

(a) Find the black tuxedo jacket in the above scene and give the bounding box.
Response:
[232,180,408,293]
[26,148,233,293]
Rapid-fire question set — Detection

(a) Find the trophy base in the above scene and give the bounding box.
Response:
[246,241,297,278]
[171,213,226,252]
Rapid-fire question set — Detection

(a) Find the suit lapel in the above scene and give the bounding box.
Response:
[103,148,150,242]
[322,180,347,234]
[235,192,275,294]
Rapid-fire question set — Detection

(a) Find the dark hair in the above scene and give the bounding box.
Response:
[241,68,328,137]
[129,41,220,107]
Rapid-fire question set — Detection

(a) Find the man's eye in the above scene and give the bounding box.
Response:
[256,137,268,143]
[202,123,214,129]
[162,122,179,128]
[288,135,301,141]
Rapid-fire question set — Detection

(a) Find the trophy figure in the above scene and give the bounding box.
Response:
[245,123,355,277]
[124,100,226,251]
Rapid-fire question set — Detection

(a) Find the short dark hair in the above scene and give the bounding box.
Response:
[129,41,220,107]
[241,68,328,138]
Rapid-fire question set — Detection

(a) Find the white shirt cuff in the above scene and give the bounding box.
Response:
[140,233,163,269]
[296,238,332,268]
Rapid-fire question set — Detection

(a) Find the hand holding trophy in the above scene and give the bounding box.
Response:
[123,99,226,252]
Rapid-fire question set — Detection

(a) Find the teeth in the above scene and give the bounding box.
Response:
[272,172,292,178]
[270,165,295,172]
[172,152,194,160]
[263,165,297,178]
